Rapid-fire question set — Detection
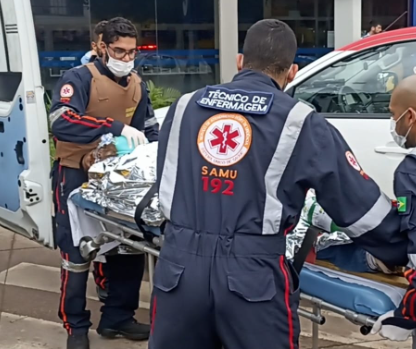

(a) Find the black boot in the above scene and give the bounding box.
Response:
[67,333,89,349]
[97,320,150,341]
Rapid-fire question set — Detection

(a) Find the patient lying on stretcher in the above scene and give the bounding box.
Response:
[298,188,415,340]
[296,191,403,275]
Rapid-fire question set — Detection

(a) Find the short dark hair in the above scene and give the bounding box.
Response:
[243,19,297,76]
[370,20,382,29]
[92,20,108,42]
[102,17,138,45]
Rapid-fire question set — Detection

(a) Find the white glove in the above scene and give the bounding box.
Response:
[371,310,414,341]
[121,125,146,148]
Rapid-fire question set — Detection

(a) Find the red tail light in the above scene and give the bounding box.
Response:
[138,45,157,50]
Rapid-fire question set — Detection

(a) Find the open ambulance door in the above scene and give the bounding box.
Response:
[0,0,54,248]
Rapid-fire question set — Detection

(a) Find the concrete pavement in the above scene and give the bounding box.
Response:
[0,227,412,348]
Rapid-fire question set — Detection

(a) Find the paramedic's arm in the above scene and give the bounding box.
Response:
[130,81,159,142]
[298,111,407,266]
[391,170,416,327]
[50,68,124,144]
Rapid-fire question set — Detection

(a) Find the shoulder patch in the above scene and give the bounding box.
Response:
[345,151,361,171]
[345,151,370,179]
[196,86,274,115]
[395,194,411,215]
[197,113,252,167]
[60,84,74,98]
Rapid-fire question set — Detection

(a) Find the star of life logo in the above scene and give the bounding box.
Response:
[197,113,252,166]
[345,151,361,171]
[60,84,74,98]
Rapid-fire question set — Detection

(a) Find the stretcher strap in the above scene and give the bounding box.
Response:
[134,183,158,242]
[293,226,320,274]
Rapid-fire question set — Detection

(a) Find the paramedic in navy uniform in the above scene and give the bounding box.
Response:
[370,75,416,341]
[150,19,408,349]
[49,17,158,349]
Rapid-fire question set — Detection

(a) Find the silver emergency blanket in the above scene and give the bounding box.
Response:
[81,135,350,256]
[285,190,352,260]
[80,138,164,226]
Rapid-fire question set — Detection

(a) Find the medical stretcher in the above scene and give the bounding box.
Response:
[70,192,416,349]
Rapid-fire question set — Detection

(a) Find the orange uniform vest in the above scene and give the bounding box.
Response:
[55,63,142,168]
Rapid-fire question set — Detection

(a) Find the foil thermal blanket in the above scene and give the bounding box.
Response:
[81,137,350,257]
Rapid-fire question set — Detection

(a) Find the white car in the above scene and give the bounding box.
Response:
[157,28,416,200]
[1,0,415,247]
[154,106,170,126]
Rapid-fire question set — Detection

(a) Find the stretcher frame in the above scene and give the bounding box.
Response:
[79,210,416,349]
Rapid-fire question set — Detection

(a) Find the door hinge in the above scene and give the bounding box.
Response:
[21,181,43,206]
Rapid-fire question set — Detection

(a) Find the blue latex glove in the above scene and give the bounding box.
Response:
[114,136,135,155]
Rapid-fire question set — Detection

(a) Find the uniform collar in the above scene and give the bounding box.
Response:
[94,58,130,86]
[232,69,282,91]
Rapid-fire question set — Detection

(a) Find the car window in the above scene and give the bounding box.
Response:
[293,41,416,116]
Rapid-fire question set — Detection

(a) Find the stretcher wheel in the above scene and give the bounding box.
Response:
[360,326,372,336]
[79,236,98,262]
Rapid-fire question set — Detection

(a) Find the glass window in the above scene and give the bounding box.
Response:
[362,0,408,34]
[31,0,219,95]
[239,0,335,69]
[90,0,219,95]
[293,41,416,115]
[31,0,91,92]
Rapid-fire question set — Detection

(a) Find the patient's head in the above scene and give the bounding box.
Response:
[390,75,416,148]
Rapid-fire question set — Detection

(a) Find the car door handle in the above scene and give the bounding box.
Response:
[374,146,410,154]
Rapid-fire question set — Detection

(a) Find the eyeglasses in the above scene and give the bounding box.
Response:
[107,46,137,60]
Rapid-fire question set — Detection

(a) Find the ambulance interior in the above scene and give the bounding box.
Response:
[294,41,416,114]
[0,1,413,349]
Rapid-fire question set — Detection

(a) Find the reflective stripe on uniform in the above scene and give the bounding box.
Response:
[61,259,90,273]
[145,116,158,128]
[159,92,196,220]
[49,106,71,126]
[343,193,392,238]
[262,102,313,235]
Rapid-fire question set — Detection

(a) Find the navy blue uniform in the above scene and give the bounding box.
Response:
[150,69,407,349]
[50,59,158,335]
[50,61,158,144]
[378,150,416,330]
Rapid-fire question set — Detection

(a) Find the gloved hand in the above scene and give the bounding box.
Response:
[121,125,146,148]
[81,144,117,171]
[371,310,414,341]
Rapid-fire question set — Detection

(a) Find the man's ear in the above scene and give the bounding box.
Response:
[409,108,416,123]
[287,64,299,84]
[236,54,244,71]
[99,42,107,57]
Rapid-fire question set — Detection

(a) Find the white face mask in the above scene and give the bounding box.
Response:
[390,109,414,148]
[106,50,134,77]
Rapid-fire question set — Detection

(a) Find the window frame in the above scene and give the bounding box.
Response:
[291,40,416,120]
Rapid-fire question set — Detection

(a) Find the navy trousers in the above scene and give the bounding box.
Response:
[148,225,300,349]
[52,163,145,334]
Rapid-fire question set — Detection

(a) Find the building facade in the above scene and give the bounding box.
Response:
[32,0,412,93]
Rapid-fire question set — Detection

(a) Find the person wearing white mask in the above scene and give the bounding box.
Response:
[371,75,416,341]
[49,16,158,349]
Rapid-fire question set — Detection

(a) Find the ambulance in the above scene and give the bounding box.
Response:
[1,0,416,248]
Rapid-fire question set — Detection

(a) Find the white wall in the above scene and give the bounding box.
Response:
[218,0,238,83]
[334,0,362,49]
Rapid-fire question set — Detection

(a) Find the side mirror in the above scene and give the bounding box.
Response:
[377,72,399,92]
